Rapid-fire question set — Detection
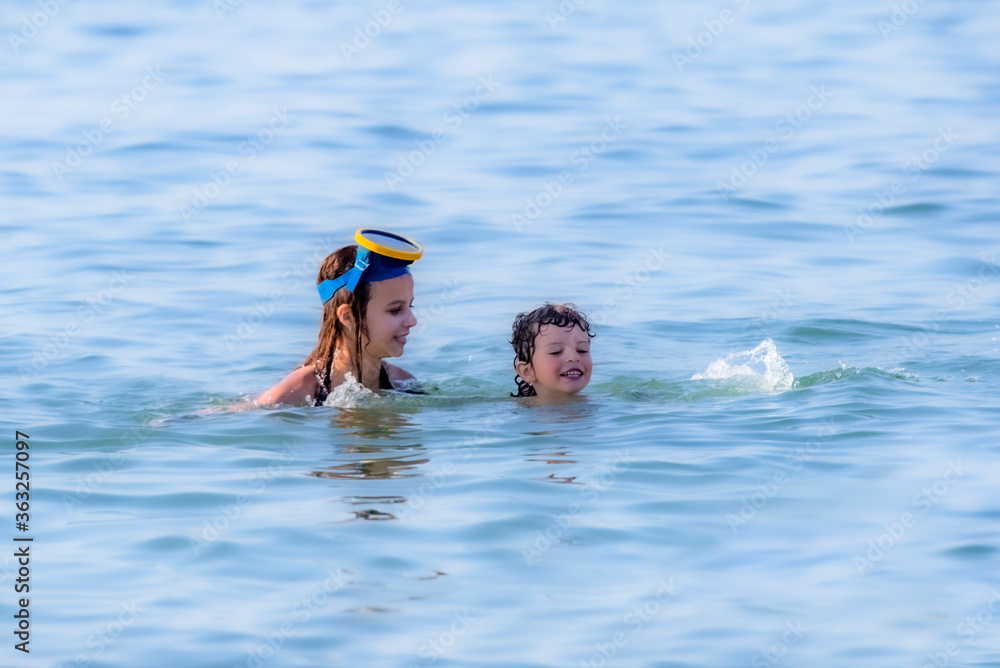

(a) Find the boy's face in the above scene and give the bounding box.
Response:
[516,323,592,398]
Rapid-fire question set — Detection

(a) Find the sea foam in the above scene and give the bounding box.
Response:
[691,339,794,391]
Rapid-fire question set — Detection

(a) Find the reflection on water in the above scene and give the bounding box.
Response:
[336,496,408,522]
[347,606,396,614]
[349,509,395,521]
[521,398,602,433]
[527,449,578,465]
[310,407,430,521]
[314,405,428,480]
[529,447,581,484]
[540,473,580,485]
[328,406,424,441]
[342,495,407,506]
[311,450,428,481]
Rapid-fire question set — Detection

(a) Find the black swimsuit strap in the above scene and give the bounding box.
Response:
[313,365,329,407]
[314,362,392,406]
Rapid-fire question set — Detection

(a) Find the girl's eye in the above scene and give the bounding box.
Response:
[390,308,402,315]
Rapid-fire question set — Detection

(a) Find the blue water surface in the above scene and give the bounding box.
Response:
[2,0,999,666]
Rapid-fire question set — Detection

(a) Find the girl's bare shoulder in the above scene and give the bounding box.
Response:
[257,364,320,406]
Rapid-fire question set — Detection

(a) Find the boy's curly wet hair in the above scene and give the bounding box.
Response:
[510,303,595,397]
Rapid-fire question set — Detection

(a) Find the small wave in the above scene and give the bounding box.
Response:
[691,339,794,392]
[793,364,918,388]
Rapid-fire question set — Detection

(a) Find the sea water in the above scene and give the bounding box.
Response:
[2,0,999,665]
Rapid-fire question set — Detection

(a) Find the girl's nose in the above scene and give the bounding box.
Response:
[405,308,418,328]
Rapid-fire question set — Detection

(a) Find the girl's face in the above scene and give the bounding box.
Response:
[362,274,417,359]
[517,323,592,398]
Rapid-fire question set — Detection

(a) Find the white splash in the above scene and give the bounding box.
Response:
[691,339,794,391]
[320,372,378,408]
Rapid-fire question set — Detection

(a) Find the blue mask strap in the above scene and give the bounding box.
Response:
[317,248,371,304]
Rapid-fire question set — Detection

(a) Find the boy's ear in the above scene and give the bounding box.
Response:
[336,304,355,330]
[515,360,535,384]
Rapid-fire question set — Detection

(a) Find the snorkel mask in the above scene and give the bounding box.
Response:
[318,229,423,304]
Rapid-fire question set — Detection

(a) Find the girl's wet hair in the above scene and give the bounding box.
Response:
[510,303,595,397]
[304,245,372,394]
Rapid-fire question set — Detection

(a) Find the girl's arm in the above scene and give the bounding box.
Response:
[256,365,319,406]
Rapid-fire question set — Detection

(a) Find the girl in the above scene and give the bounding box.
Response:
[510,303,594,400]
[256,229,422,407]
